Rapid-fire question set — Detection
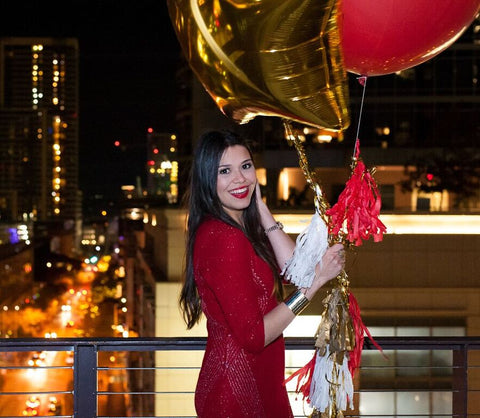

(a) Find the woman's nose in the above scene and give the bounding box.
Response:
[233,170,246,182]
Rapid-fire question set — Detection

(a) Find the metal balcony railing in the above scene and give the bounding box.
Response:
[0,336,479,418]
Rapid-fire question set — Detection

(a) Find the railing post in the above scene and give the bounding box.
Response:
[452,347,467,417]
[74,344,97,418]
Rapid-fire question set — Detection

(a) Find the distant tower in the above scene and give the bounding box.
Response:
[146,128,178,203]
[0,37,81,226]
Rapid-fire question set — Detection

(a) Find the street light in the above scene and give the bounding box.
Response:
[1,306,9,337]
[14,305,20,337]
[0,306,7,336]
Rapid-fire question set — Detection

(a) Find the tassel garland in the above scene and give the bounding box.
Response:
[326,141,387,246]
[282,212,329,288]
[309,345,354,414]
[285,272,386,417]
[348,292,385,375]
[281,120,385,418]
[284,351,316,402]
[314,278,354,356]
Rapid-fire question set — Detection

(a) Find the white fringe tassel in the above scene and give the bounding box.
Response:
[281,212,329,288]
[309,345,354,413]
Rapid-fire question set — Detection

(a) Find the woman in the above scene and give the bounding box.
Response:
[180,130,345,417]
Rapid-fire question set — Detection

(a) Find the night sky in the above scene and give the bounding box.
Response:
[1,1,182,200]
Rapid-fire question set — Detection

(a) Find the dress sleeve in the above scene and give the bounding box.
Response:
[195,223,266,353]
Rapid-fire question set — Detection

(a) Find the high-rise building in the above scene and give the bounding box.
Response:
[0,37,81,226]
[146,128,179,204]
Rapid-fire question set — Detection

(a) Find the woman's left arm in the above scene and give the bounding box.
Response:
[263,243,345,345]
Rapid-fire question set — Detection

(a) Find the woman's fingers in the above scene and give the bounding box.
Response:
[320,243,345,279]
[255,182,262,199]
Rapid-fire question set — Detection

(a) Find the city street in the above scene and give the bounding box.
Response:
[0,260,128,416]
[0,350,72,416]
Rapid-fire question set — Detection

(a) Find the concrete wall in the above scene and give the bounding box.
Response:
[347,234,480,288]
[144,208,187,281]
[148,208,480,333]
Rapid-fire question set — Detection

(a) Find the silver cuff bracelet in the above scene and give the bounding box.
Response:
[284,290,310,315]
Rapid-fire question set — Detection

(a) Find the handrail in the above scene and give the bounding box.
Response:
[0,336,479,418]
[1,335,480,350]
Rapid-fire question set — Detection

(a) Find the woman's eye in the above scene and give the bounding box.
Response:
[242,162,252,169]
[219,167,230,175]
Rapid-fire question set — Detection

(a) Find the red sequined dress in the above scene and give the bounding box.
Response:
[193,218,294,418]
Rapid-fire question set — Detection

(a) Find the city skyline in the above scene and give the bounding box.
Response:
[1,3,479,209]
[1,1,182,200]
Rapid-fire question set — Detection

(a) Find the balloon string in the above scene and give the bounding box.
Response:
[353,76,368,160]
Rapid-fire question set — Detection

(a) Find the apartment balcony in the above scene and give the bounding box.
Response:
[0,336,479,417]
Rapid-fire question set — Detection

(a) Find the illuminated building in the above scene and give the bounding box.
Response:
[145,128,178,204]
[0,37,81,226]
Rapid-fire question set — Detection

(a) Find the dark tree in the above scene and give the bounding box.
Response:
[400,150,480,209]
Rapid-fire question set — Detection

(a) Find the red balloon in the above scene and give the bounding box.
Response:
[340,0,480,76]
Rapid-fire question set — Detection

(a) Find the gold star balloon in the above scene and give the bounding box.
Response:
[167,0,350,132]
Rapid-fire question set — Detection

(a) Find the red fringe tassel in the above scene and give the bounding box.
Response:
[326,141,387,246]
[283,350,316,402]
[348,291,385,376]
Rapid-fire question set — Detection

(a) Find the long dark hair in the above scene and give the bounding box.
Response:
[179,130,284,329]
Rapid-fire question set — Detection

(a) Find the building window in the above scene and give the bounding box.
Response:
[359,325,465,417]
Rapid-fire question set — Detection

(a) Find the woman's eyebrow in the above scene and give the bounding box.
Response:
[218,158,252,167]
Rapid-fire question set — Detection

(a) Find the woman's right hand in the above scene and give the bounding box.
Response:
[255,182,275,227]
[304,243,345,299]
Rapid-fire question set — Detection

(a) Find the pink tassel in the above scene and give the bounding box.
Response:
[326,141,387,246]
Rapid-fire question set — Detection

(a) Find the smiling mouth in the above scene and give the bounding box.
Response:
[230,187,249,199]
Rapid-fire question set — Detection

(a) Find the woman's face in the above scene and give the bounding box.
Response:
[216,145,256,223]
